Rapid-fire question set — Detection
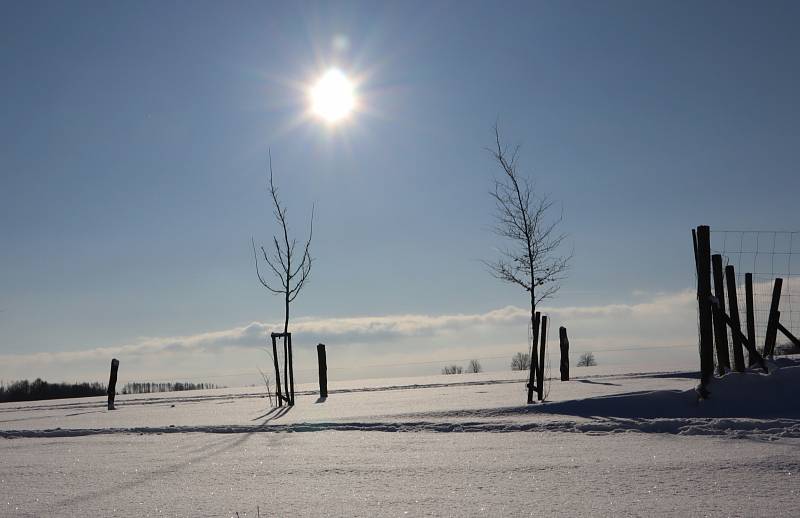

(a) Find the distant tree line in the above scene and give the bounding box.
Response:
[0,378,106,403]
[121,381,221,394]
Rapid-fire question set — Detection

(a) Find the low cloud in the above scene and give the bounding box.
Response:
[0,289,704,382]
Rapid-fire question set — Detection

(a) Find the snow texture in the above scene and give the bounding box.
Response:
[1,360,799,516]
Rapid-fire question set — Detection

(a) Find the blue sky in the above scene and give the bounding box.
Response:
[1,1,799,383]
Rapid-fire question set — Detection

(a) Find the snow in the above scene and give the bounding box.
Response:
[1,360,799,516]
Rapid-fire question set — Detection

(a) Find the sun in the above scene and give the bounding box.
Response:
[309,68,356,124]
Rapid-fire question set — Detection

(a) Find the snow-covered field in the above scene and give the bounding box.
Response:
[2,361,799,517]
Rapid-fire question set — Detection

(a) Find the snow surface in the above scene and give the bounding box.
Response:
[1,361,799,516]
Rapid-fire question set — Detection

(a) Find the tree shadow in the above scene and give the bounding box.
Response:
[254,405,292,425]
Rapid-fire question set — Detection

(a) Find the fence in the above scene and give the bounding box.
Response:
[710,230,800,352]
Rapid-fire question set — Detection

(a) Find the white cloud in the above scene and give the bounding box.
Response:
[0,289,706,383]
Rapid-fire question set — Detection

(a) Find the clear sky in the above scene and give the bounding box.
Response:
[1,1,799,384]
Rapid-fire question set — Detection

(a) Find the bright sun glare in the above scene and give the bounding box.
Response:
[309,68,356,124]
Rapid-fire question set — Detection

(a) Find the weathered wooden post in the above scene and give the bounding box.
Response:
[317,343,328,399]
[107,358,119,410]
[695,226,715,394]
[270,333,283,408]
[725,265,745,372]
[537,315,547,401]
[526,312,540,404]
[559,326,569,381]
[711,254,731,373]
[764,278,783,358]
[745,273,756,366]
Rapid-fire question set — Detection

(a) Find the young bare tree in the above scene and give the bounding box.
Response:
[251,152,314,335]
[252,152,314,405]
[486,126,571,402]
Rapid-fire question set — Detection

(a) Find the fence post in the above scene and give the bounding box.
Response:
[537,315,547,401]
[317,343,328,399]
[107,358,119,410]
[745,273,756,366]
[695,226,715,393]
[559,326,569,381]
[271,333,283,407]
[724,265,746,372]
[711,254,731,373]
[764,278,783,358]
[526,312,540,404]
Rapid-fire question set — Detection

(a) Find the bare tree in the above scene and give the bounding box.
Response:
[486,126,571,402]
[510,351,531,371]
[252,152,314,406]
[576,352,597,367]
[441,365,463,375]
[467,359,482,373]
[251,152,314,336]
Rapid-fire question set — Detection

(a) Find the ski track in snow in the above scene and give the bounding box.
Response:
[3,417,800,439]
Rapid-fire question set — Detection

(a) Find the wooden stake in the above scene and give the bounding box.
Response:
[537,315,547,401]
[711,254,730,372]
[271,333,283,407]
[107,358,119,410]
[764,278,783,357]
[745,273,756,366]
[287,333,295,406]
[725,265,745,372]
[317,343,328,399]
[559,326,569,381]
[526,312,540,404]
[695,226,715,392]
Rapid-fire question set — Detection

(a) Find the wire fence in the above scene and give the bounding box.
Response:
[710,229,800,353]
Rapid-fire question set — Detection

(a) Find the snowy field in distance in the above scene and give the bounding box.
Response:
[1,359,799,517]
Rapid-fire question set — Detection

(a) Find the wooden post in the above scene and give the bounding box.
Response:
[764,278,783,358]
[745,273,756,366]
[711,254,730,373]
[107,358,119,410]
[287,333,295,406]
[317,343,328,399]
[725,265,745,372]
[537,315,547,401]
[559,326,569,381]
[271,333,283,407]
[526,312,540,404]
[695,226,715,393]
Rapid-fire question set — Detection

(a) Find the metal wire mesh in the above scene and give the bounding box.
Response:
[710,230,800,353]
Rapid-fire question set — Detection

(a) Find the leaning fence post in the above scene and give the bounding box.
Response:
[745,273,757,366]
[725,265,745,372]
[695,226,715,393]
[317,343,328,399]
[711,254,731,373]
[559,326,569,381]
[764,278,783,358]
[107,358,119,410]
[537,315,547,401]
